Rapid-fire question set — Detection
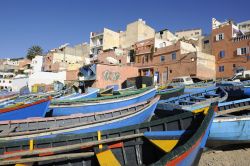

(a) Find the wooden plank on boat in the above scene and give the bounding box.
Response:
[0,152,94,165]
[217,105,250,116]
[0,133,144,160]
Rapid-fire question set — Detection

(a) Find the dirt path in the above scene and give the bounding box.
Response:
[199,148,250,166]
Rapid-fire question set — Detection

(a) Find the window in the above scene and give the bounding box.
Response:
[160,55,165,62]
[203,40,209,44]
[219,50,225,58]
[219,66,224,72]
[233,64,236,68]
[137,56,141,63]
[9,81,11,83]
[145,55,149,62]
[237,47,249,55]
[195,32,199,35]
[3,80,5,83]
[216,33,224,41]
[172,52,176,60]
[169,70,172,73]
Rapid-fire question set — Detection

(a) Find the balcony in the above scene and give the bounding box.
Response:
[233,34,250,42]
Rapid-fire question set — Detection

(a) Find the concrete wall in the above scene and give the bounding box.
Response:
[66,70,79,81]
[103,28,120,50]
[155,30,179,42]
[175,29,202,39]
[196,52,216,80]
[120,19,155,48]
[12,76,29,92]
[28,71,66,90]
[94,64,138,89]
[31,56,43,73]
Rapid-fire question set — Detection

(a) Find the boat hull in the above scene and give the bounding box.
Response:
[51,88,156,116]
[158,86,184,100]
[0,98,51,121]
[4,96,159,140]
[244,86,250,97]
[208,116,250,147]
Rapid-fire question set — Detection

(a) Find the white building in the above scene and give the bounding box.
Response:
[31,55,43,73]
[12,75,29,92]
[28,71,66,90]
[0,72,15,91]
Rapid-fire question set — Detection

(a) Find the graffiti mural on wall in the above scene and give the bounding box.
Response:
[102,70,120,81]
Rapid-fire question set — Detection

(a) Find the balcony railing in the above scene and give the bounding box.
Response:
[233,34,250,42]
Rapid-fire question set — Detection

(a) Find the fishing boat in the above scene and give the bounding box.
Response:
[0,91,19,103]
[244,85,250,97]
[0,103,216,166]
[98,86,114,96]
[54,88,99,101]
[157,85,185,100]
[50,87,156,116]
[156,87,227,116]
[184,82,215,94]
[216,81,244,100]
[0,96,159,141]
[0,96,51,121]
[207,97,250,147]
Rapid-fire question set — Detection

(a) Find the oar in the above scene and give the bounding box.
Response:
[0,133,144,160]
[0,152,94,165]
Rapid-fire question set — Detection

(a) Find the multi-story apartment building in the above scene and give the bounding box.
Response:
[90,28,120,56]
[119,19,155,49]
[238,20,250,33]
[0,72,15,91]
[211,18,250,78]
[43,43,89,72]
[89,19,155,58]
[130,29,215,84]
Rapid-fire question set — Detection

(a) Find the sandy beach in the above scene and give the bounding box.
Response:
[199,146,250,166]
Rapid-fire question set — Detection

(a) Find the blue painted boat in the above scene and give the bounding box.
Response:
[216,81,245,100]
[244,85,250,97]
[157,85,185,100]
[50,87,156,116]
[207,97,250,147]
[0,96,160,141]
[0,97,51,121]
[156,87,227,114]
[54,88,99,101]
[0,102,216,166]
[184,82,216,93]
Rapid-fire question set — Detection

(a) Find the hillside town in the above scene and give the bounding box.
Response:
[1,17,249,92]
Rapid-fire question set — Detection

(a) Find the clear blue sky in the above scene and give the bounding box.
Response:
[0,0,249,58]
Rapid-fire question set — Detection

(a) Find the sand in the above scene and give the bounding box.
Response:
[199,147,250,166]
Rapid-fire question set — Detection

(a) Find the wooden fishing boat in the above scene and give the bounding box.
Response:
[184,82,215,94]
[156,87,227,116]
[50,87,156,116]
[0,103,216,166]
[244,85,250,97]
[157,85,185,100]
[0,96,159,141]
[0,92,19,103]
[207,97,250,147]
[216,81,245,100]
[0,96,51,121]
[98,87,114,97]
[54,88,99,101]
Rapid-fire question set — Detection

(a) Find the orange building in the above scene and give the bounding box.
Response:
[211,18,250,78]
